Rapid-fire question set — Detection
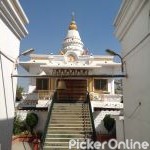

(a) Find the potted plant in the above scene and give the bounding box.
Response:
[12,113,40,149]
[96,115,116,141]
[103,115,115,134]
[25,112,38,135]
[13,115,27,135]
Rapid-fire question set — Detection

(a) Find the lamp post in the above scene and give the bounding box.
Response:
[106,49,124,73]
[0,48,34,150]
[13,48,34,71]
[19,48,34,57]
[106,49,126,141]
[11,48,34,104]
[16,48,34,64]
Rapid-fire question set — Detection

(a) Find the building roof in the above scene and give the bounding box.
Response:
[20,14,121,75]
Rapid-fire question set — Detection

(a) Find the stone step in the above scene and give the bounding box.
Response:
[52,113,90,117]
[49,118,90,124]
[52,111,89,114]
[52,111,90,116]
[48,127,92,130]
[48,125,91,127]
[52,110,89,113]
[43,102,93,149]
[54,103,87,105]
[43,145,78,149]
[53,105,88,108]
[53,105,88,107]
[54,103,88,106]
[51,115,90,121]
[47,130,92,134]
[49,119,91,124]
[52,109,89,112]
[53,107,89,110]
[51,115,90,118]
[53,106,88,109]
[44,142,69,147]
[52,111,90,114]
[45,137,85,142]
[49,124,91,127]
[46,133,92,138]
[54,103,87,106]
[52,115,89,118]
[44,140,85,146]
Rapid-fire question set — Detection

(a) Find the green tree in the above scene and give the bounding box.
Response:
[16,86,24,101]
[103,115,115,134]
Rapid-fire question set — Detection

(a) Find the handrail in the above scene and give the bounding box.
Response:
[41,90,57,147]
[86,92,96,141]
[44,97,53,107]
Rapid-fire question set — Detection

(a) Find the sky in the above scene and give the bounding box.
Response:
[18,0,122,90]
[19,0,122,56]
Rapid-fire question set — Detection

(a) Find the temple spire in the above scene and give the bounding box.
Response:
[69,12,77,30]
[72,12,75,22]
[60,13,84,55]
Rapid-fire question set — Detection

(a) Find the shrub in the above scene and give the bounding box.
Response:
[103,115,115,134]
[13,116,27,135]
[26,113,38,134]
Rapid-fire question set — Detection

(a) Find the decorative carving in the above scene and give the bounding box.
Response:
[67,54,76,62]
[52,69,88,77]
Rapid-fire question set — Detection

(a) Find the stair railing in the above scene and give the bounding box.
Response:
[41,90,57,147]
[86,92,96,141]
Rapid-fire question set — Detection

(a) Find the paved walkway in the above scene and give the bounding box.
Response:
[12,142,33,150]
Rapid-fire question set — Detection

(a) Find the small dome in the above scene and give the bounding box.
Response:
[69,21,77,30]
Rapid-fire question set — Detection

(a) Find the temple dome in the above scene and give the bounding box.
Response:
[60,13,84,56]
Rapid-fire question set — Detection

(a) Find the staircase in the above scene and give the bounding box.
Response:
[43,102,94,149]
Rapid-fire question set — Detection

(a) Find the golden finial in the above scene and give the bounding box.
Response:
[72,12,75,21]
[69,12,77,30]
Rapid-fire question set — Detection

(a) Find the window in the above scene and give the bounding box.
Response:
[36,78,49,90]
[94,79,107,91]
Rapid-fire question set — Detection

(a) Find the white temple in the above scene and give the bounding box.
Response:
[19,14,123,134]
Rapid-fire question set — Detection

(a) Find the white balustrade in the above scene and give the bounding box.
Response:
[90,92,122,102]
